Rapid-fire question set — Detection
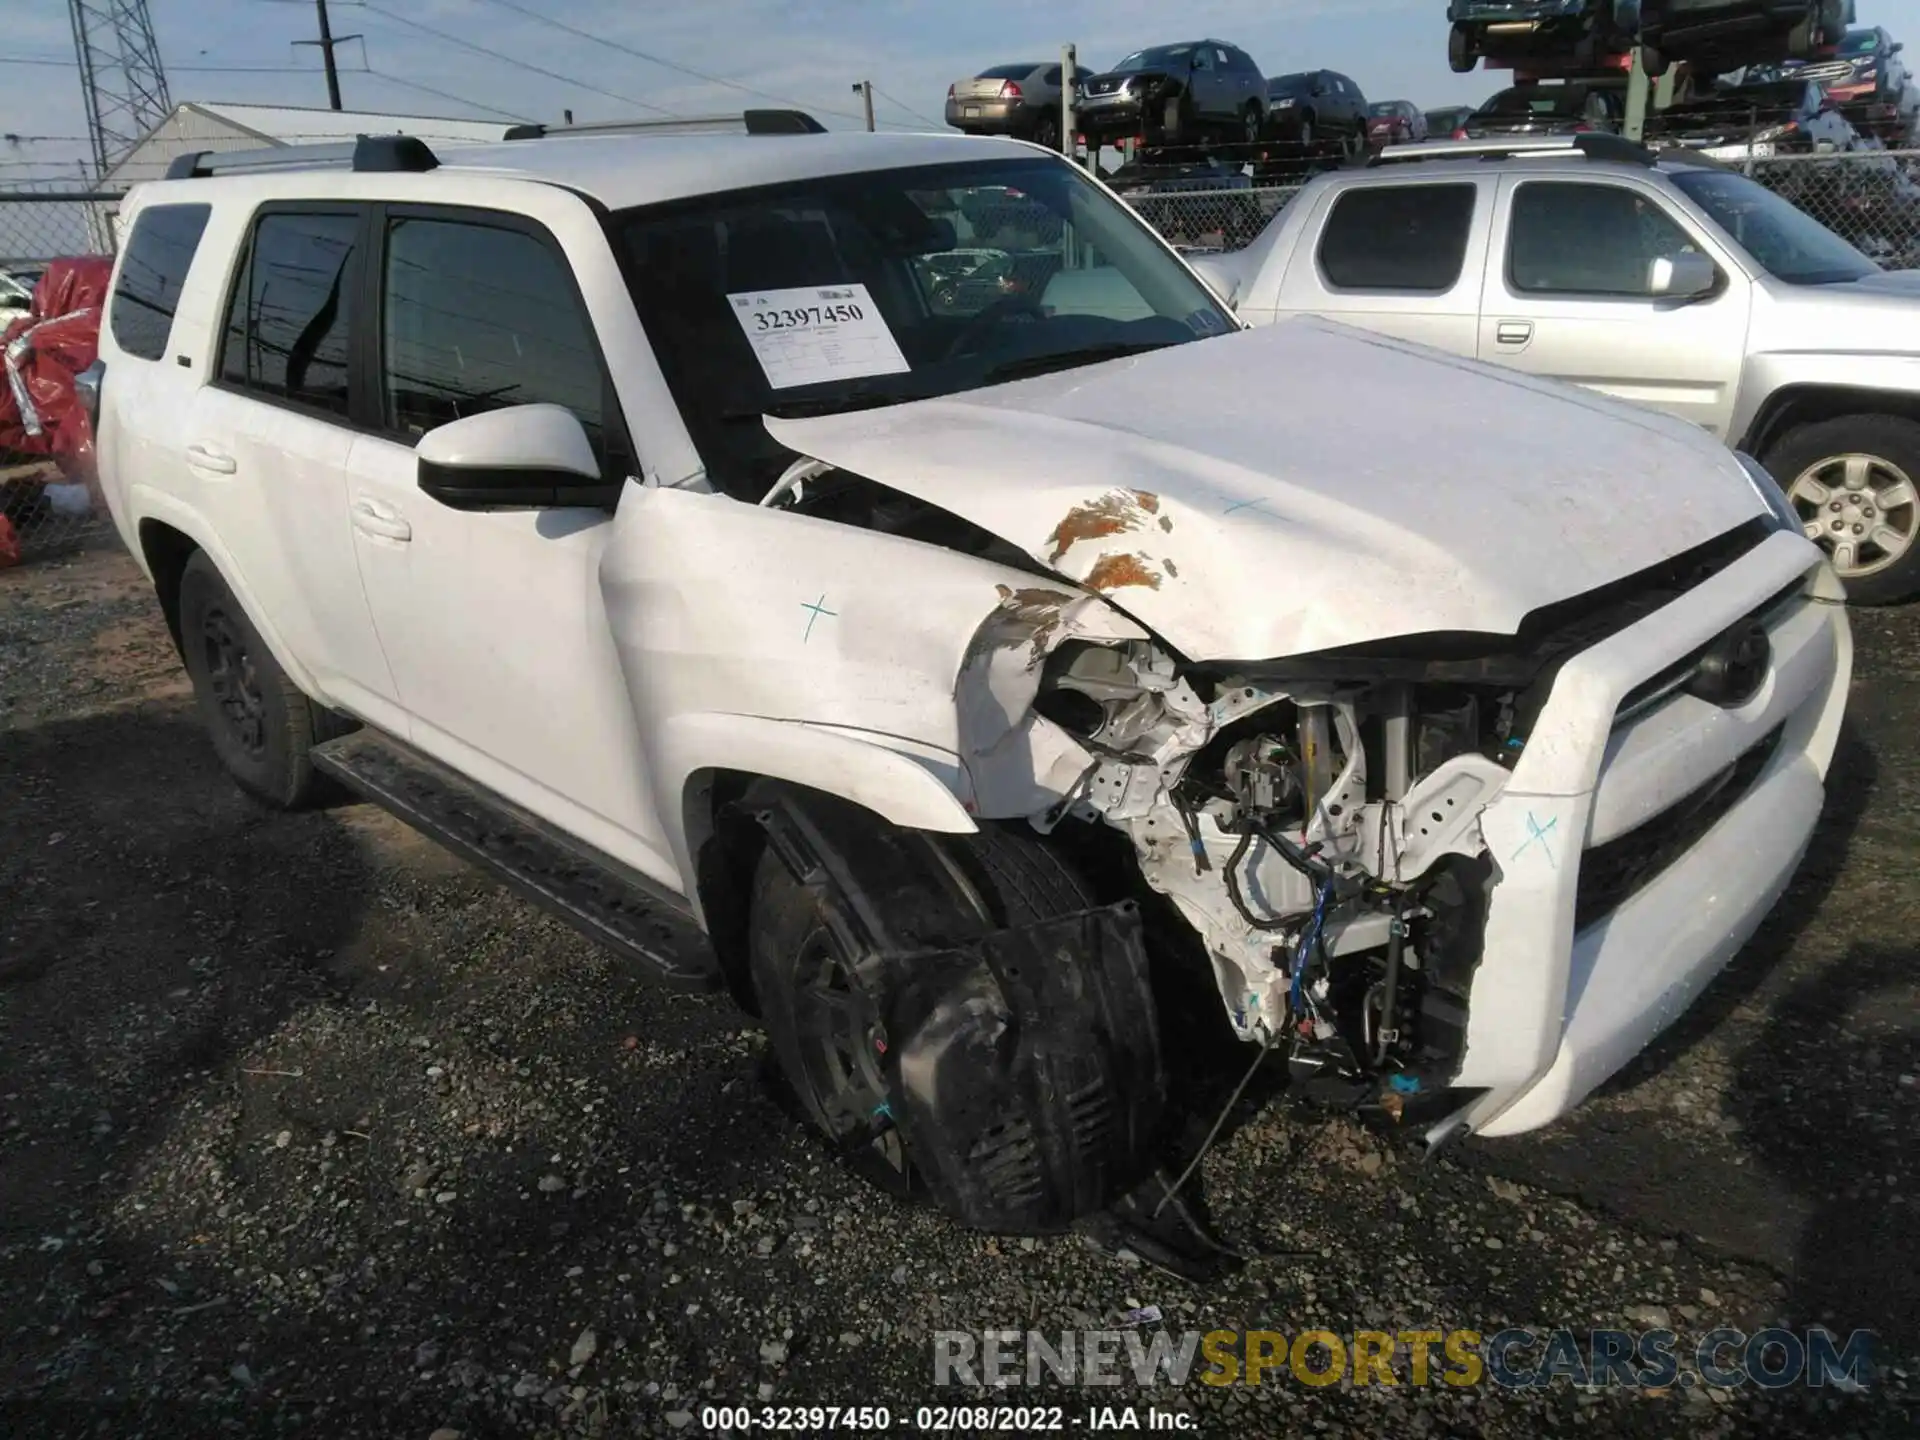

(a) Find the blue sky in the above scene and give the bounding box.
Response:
[4,0,1917,179]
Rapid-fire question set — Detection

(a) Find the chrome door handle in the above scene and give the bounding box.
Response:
[350,495,412,543]
[184,442,236,474]
[1495,320,1534,346]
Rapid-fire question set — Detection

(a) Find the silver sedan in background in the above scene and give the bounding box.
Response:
[945,61,1080,151]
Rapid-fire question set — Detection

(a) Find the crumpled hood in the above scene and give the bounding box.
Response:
[767,319,1766,661]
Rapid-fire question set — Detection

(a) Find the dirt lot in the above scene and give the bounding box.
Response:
[2,544,1917,1439]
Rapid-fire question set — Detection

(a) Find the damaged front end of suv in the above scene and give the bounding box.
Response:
[603,319,1849,1247]
[596,147,1848,1245]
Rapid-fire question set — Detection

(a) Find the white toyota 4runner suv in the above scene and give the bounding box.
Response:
[88,116,1850,1251]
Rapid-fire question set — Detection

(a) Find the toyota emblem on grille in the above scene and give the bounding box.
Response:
[1687,620,1771,709]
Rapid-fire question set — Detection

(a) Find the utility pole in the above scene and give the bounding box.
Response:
[851,80,875,131]
[295,0,361,111]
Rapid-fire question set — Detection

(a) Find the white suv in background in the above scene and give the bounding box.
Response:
[87,117,1848,1255]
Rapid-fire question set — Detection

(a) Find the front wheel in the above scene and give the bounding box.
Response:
[1449,23,1478,73]
[746,793,1163,1232]
[1766,414,1920,604]
[177,550,333,807]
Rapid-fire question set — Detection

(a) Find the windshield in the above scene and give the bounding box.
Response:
[1671,168,1880,285]
[1664,79,1806,118]
[1368,102,1400,117]
[976,63,1037,80]
[1112,45,1192,73]
[615,155,1232,494]
[1480,87,1586,117]
[1839,29,1879,56]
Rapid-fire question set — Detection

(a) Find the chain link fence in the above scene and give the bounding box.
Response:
[1,188,125,568]
[1747,149,1920,270]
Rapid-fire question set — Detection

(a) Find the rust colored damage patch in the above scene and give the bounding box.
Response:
[1045,489,1161,563]
[962,583,1081,670]
[1081,552,1164,593]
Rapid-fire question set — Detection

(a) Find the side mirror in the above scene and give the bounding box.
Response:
[1892,41,1904,54]
[416,404,617,511]
[1648,251,1717,301]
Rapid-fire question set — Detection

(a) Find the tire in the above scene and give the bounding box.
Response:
[1031,109,1061,153]
[1449,23,1477,73]
[748,804,1100,1205]
[177,549,332,807]
[1763,414,1920,605]
[1641,43,1669,78]
[1241,103,1262,146]
[1297,113,1315,149]
[1161,94,1187,145]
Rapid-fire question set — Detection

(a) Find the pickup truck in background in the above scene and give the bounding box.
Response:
[1191,134,1920,602]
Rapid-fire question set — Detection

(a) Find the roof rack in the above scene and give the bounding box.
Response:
[165,134,439,180]
[1372,132,1656,168]
[502,109,826,140]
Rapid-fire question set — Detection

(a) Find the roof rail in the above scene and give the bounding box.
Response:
[502,109,826,140]
[164,134,439,180]
[1371,132,1655,168]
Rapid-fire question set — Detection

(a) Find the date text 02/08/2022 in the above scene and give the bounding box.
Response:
[695,1404,1195,1431]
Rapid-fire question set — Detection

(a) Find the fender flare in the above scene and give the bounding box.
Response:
[659,711,979,928]
[127,484,327,701]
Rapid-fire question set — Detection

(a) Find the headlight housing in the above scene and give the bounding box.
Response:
[1737,451,1801,535]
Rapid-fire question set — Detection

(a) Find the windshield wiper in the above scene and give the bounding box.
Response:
[980,340,1176,386]
[720,385,928,424]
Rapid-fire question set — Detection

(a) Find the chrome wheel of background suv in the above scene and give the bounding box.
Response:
[1788,452,1918,581]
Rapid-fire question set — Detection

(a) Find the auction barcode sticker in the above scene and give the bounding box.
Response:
[727,284,911,390]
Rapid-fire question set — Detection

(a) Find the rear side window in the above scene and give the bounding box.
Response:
[110,203,211,361]
[380,215,606,457]
[219,210,358,417]
[1318,184,1477,292]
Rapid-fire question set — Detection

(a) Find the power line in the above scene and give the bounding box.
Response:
[362,67,535,123]
[870,84,942,129]
[464,0,871,124]
[358,2,679,116]
[0,56,360,73]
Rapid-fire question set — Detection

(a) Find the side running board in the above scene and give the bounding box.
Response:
[311,730,716,989]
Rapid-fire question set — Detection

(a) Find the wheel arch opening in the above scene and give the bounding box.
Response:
[137,517,198,658]
[1745,384,1920,461]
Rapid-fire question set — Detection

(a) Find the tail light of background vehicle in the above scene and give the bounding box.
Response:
[947,84,956,101]
[1001,81,1023,100]
[1451,127,1470,139]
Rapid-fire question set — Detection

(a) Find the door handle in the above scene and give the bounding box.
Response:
[350,495,412,543]
[1496,320,1534,346]
[184,442,236,474]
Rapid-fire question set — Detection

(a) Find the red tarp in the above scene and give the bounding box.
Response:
[2,256,114,470]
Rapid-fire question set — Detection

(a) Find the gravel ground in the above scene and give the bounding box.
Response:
[2,545,1916,1439]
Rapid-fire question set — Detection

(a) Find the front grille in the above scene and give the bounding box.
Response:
[1085,78,1123,96]
[1573,723,1784,933]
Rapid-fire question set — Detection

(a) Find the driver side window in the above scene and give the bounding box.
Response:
[1508,182,1699,298]
[380,214,608,461]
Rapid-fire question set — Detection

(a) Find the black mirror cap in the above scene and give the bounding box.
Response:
[418,458,620,511]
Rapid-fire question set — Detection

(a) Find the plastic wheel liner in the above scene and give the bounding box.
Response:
[750,786,1167,1234]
